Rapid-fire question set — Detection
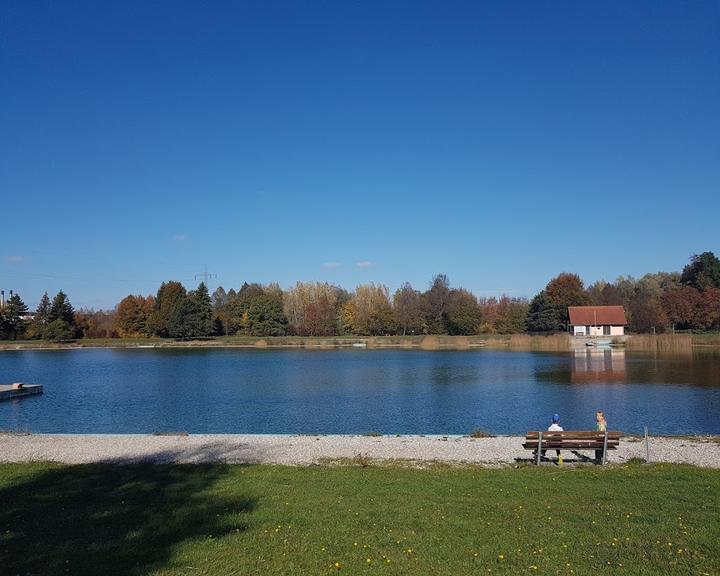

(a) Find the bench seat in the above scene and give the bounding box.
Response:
[523,430,620,464]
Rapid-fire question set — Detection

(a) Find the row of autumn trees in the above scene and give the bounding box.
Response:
[2,252,719,341]
[112,275,529,338]
[112,252,720,338]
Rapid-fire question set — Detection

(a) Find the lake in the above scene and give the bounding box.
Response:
[1,348,719,435]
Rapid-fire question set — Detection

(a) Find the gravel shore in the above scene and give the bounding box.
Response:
[1,434,719,468]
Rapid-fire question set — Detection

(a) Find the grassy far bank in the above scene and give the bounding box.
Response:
[0,333,563,351]
[2,332,720,352]
[1,463,718,576]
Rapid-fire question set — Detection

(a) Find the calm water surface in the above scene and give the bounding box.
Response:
[1,348,719,435]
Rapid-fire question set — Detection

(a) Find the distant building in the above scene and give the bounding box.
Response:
[568,305,627,337]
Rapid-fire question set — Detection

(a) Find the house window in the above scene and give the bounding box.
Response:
[603,325,611,336]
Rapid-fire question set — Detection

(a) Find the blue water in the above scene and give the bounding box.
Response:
[1,348,719,435]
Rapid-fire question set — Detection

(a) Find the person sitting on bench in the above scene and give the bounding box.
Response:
[595,410,607,463]
[541,413,563,460]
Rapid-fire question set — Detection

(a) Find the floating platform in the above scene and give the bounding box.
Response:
[0,384,43,401]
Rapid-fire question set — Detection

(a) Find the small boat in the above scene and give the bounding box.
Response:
[586,339,612,348]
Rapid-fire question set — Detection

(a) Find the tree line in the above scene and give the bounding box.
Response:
[111,275,529,339]
[1,251,719,341]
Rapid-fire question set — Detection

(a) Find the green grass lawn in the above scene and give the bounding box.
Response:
[1,463,718,576]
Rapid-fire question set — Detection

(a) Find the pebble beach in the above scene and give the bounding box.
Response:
[2,434,719,468]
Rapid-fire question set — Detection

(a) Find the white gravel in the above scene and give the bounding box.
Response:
[1,434,719,468]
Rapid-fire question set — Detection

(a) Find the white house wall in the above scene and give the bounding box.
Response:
[571,325,625,336]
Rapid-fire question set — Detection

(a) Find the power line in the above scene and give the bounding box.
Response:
[194,265,217,286]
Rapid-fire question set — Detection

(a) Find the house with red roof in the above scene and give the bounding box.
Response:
[568,305,627,337]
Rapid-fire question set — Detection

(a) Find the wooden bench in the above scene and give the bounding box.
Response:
[522,430,620,465]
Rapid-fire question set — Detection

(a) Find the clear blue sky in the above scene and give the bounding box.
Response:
[2,1,719,309]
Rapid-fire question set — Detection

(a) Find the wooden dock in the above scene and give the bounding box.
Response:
[0,384,43,401]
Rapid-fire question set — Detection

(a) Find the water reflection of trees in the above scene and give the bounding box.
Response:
[536,349,720,387]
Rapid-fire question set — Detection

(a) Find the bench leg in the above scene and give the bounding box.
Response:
[602,432,609,465]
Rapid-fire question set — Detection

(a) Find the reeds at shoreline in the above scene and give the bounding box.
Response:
[625,333,693,352]
[502,333,572,351]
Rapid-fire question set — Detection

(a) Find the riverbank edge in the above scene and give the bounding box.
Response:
[1,333,717,352]
[2,433,719,468]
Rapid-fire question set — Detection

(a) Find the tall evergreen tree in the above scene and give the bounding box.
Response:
[28,292,51,339]
[3,293,29,340]
[148,281,186,337]
[167,283,214,339]
[48,291,75,324]
[230,283,266,334]
[527,291,562,332]
[167,296,198,339]
[44,291,77,340]
[191,282,214,336]
[246,295,288,336]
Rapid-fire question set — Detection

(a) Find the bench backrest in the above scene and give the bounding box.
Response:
[524,430,620,445]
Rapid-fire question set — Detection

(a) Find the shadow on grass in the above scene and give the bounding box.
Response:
[514,451,601,465]
[0,461,256,576]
